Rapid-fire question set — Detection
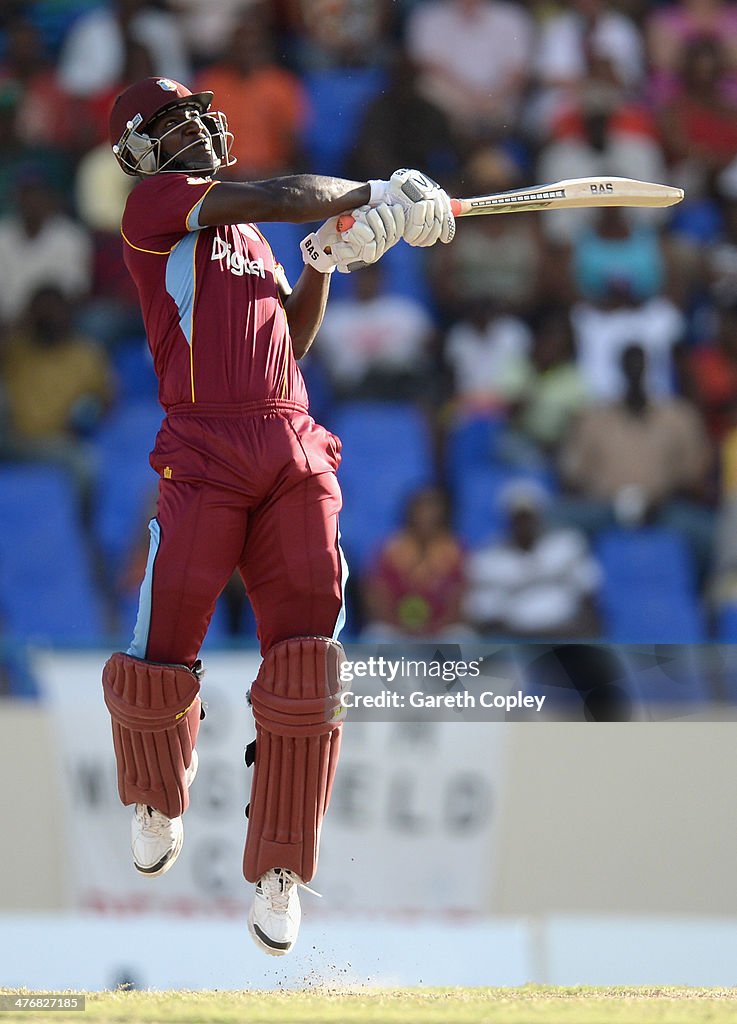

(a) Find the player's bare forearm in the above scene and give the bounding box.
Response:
[198,176,371,227]
[283,265,332,359]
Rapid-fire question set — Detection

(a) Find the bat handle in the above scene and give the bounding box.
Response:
[336,198,462,234]
[336,213,355,233]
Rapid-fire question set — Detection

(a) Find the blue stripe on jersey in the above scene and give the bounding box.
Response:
[128,518,161,659]
[187,196,206,231]
[332,527,349,641]
[165,232,198,346]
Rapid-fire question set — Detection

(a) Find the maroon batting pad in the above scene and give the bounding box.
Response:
[102,652,201,818]
[243,636,346,883]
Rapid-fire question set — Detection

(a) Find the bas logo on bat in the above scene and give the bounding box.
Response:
[339,177,682,232]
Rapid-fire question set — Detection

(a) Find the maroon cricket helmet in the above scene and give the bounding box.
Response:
[109,77,212,149]
[108,77,234,176]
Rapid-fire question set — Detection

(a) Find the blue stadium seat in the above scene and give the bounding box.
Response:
[312,242,434,307]
[669,197,723,245]
[0,466,104,642]
[328,401,434,571]
[26,2,97,56]
[445,413,505,490]
[298,353,334,429]
[302,67,387,174]
[256,221,304,289]
[717,604,737,643]
[454,464,554,549]
[378,240,434,307]
[603,591,706,645]
[595,527,706,642]
[111,338,158,402]
[93,401,164,575]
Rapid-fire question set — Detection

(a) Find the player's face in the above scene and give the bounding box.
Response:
[148,105,216,172]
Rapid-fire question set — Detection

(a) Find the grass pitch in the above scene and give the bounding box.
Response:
[3,987,737,1023]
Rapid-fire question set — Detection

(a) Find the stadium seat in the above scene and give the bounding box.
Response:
[717,604,737,643]
[379,241,434,307]
[454,464,554,549]
[298,354,334,429]
[328,401,434,572]
[93,401,164,576]
[444,413,505,491]
[0,466,105,642]
[111,338,158,402]
[669,197,723,245]
[256,221,304,289]
[302,67,387,175]
[27,2,97,56]
[595,527,706,643]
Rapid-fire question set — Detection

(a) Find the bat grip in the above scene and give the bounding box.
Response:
[336,198,461,234]
[336,213,355,233]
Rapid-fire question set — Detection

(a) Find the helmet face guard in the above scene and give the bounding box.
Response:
[113,106,235,177]
[109,78,236,177]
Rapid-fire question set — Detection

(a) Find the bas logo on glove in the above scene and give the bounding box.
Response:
[300,205,404,274]
[303,238,321,262]
[299,223,338,274]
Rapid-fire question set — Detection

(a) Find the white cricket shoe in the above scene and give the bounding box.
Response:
[131,750,198,878]
[248,868,303,956]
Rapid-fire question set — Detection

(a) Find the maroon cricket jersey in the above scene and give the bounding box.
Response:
[121,173,308,410]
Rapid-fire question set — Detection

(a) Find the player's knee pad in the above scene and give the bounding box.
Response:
[102,652,202,818]
[243,636,347,883]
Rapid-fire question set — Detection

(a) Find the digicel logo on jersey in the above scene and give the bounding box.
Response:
[211,235,265,279]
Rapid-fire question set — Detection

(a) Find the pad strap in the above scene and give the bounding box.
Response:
[243,636,346,883]
[102,652,202,817]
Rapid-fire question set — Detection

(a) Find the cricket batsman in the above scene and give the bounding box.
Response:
[101,77,454,955]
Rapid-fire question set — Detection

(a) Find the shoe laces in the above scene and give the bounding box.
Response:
[259,868,321,910]
[136,804,174,838]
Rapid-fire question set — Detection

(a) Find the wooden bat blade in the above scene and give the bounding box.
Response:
[334,177,684,233]
[452,177,684,217]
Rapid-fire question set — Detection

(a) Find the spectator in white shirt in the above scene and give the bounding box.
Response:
[0,171,91,325]
[535,82,668,244]
[314,262,436,399]
[464,480,602,637]
[444,297,532,412]
[571,278,685,401]
[164,0,255,64]
[532,0,645,133]
[58,0,190,98]
[405,0,534,135]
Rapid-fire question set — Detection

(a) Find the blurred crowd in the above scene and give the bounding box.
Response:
[4,0,737,653]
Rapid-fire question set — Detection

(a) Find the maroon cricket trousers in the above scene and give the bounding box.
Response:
[128,399,346,664]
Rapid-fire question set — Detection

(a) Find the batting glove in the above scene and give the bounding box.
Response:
[369,168,455,247]
[300,218,341,274]
[300,204,405,274]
